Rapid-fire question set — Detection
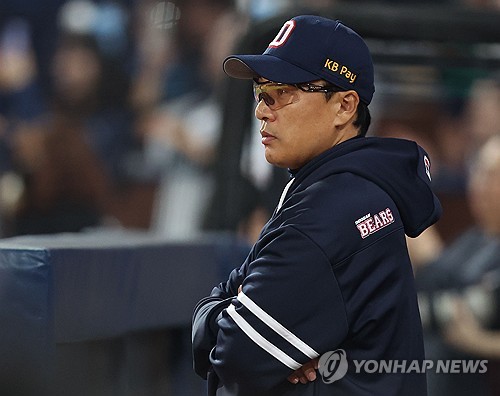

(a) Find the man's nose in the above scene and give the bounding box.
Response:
[255,99,274,121]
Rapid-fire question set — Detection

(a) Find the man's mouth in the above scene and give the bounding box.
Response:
[261,130,276,145]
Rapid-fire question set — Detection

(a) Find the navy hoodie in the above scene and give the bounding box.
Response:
[192,136,442,396]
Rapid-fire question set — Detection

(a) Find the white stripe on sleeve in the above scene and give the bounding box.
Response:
[238,292,319,359]
[226,304,301,370]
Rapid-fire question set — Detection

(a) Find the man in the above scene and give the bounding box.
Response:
[192,15,441,396]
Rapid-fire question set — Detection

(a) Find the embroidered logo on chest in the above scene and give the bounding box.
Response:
[355,208,395,239]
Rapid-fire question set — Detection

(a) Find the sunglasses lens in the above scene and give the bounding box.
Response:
[259,92,275,106]
[254,83,298,110]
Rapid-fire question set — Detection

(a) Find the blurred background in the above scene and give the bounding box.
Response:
[0,0,499,395]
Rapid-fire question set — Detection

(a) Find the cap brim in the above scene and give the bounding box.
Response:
[223,54,319,84]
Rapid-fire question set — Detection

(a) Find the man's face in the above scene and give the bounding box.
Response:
[254,79,342,169]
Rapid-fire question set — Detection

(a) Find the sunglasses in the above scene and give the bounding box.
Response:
[253,81,343,111]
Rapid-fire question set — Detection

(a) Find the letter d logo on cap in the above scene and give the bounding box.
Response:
[268,20,296,48]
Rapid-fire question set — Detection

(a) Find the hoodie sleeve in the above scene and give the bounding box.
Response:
[209,225,348,392]
[192,265,246,379]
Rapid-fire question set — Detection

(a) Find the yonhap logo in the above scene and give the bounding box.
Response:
[317,349,488,385]
[318,349,348,384]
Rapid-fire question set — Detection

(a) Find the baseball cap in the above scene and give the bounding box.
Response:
[223,15,375,104]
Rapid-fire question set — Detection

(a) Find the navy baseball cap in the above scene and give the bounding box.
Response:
[223,15,375,104]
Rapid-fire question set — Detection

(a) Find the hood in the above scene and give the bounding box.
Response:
[292,136,442,238]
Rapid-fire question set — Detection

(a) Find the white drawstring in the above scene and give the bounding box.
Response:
[276,177,295,212]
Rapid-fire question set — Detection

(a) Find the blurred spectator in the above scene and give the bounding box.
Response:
[0,18,48,235]
[416,135,500,396]
[2,31,143,236]
[48,33,135,182]
[133,0,248,240]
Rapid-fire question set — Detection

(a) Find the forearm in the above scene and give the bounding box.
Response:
[192,296,233,379]
[192,266,247,378]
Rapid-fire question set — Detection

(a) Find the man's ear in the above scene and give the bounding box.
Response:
[334,90,359,126]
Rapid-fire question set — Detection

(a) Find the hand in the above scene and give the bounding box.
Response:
[236,284,319,384]
[236,283,319,384]
[287,358,319,384]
